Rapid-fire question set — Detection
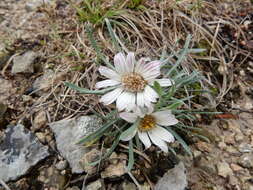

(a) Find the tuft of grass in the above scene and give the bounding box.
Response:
[127,0,146,9]
[74,0,124,25]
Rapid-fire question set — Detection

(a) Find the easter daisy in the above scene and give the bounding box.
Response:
[119,107,178,153]
[95,52,172,111]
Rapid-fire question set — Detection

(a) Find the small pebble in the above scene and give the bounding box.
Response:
[55,160,68,171]
[36,132,46,143]
[238,143,253,153]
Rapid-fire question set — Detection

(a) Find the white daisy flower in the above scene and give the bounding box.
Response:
[119,107,178,153]
[95,52,173,111]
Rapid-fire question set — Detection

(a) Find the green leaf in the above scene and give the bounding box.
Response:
[153,81,163,96]
[127,139,134,171]
[85,24,114,69]
[77,119,119,145]
[166,35,191,77]
[166,101,184,110]
[120,123,138,141]
[64,82,117,94]
[188,48,206,53]
[166,127,192,156]
[105,18,121,52]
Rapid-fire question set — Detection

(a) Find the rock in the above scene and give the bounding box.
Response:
[217,161,233,178]
[140,182,151,190]
[101,159,126,178]
[218,142,226,150]
[49,115,102,173]
[238,154,253,168]
[25,0,56,11]
[35,132,46,143]
[79,148,103,175]
[230,163,243,172]
[238,143,253,153]
[225,146,238,154]
[193,150,202,158]
[195,141,212,153]
[11,51,38,74]
[66,187,80,190]
[154,162,187,190]
[224,133,235,145]
[55,160,68,171]
[86,179,105,190]
[0,78,14,102]
[33,111,47,130]
[0,124,50,182]
[196,157,216,174]
[228,174,238,186]
[122,181,137,190]
[37,166,67,189]
[235,133,244,142]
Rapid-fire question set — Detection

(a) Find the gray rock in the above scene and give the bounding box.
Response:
[25,0,56,12]
[238,153,253,168]
[11,51,38,74]
[217,161,233,178]
[238,143,253,153]
[154,162,187,190]
[55,160,68,171]
[0,124,50,182]
[49,116,102,174]
[86,179,105,190]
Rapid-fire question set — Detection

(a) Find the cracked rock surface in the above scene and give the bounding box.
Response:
[0,124,50,182]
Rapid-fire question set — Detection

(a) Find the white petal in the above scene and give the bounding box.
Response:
[151,126,175,143]
[98,66,120,81]
[147,105,154,114]
[137,92,145,108]
[152,79,173,87]
[116,91,136,111]
[138,131,151,149]
[100,87,123,105]
[141,61,161,80]
[126,52,135,73]
[135,57,150,73]
[119,112,138,123]
[152,110,178,126]
[114,52,126,74]
[134,106,145,118]
[143,70,160,81]
[148,131,168,153]
[95,79,120,89]
[121,128,137,141]
[143,86,159,103]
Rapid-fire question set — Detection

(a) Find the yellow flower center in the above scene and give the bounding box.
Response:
[139,115,156,132]
[121,73,147,92]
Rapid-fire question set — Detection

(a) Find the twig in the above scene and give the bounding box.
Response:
[125,167,142,190]
[1,53,20,77]
[119,143,151,164]
[81,173,89,190]
[0,179,11,190]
